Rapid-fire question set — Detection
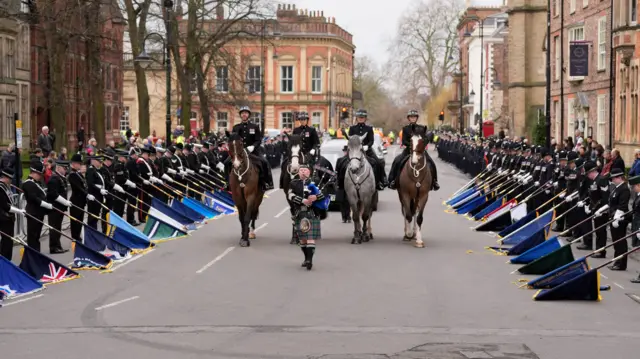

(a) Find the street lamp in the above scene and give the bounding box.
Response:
[464,17,485,137]
[135,0,174,146]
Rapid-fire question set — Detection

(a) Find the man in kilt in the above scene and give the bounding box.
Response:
[287,163,328,270]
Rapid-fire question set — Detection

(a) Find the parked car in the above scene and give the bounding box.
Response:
[319,139,378,211]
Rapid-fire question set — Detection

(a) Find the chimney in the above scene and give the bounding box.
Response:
[216,2,224,19]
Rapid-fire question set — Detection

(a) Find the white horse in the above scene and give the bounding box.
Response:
[344,134,376,244]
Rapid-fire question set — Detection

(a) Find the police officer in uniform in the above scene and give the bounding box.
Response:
[126,148,142,225]
[291,111,320,160]
[346,109,388,190]
[137,147,158,221]
[576,161,607,252]
[86,155,108,230]
[388,110,439,190]
[22,159,53,252]
[628,175,640,283]
[68,154,91,241]
[228,106,274,190]
[101,148,126,233]
[608,168,631,270]
[112,150,131,217]
[46,160,72,253]
[551,151,568,232]
[563,151,581,237]
[0,168,23,260]
[156,146,176,203]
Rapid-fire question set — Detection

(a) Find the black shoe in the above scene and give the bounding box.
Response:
[129,221,140,226]
[432,181,440,191]
[388,181,397,190]
[301,260,309,267]
[630,276,640,284]
[266,182,274,190]
[50,248,69,254]
[591,252,606,259]
[377,183,385,191]
[608,264,625,271]
[576,244,592,251]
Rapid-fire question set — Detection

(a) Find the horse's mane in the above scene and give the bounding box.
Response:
[228,133,243,143]
[287,133,303,149]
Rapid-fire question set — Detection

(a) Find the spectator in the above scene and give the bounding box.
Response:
[37,126,53,156]
[601,149,613,176]
[31,148,44,160]
[574,130,583,151]
[629,149,640,177]
[142,138,150,148]
[58,147,68,161]
[77,125,85,153]
[126,127,133,141]
[48,151,57,160]
[611,148,626,172]
[0,143,16,171]
[43,158,54,183]
[155,139,164,148]
[107,140,116,151]
[86,138,97,156]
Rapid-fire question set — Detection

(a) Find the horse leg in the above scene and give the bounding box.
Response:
[402,197,415,241]
[249,218,257,239]
[367,208,373,240]
[414,206,425,248]
[351,202,362,244]
[237,207,248,247]
[361,207,370,242]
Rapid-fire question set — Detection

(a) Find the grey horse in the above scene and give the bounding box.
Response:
[344,134,376,244]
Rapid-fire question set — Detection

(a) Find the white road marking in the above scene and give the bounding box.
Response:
[109,249,155,272]
[196,247,235,274]
[266,188,278,196]
[614,282,625,290]
[2,294,45,307]
[254,223,268,232]
[631,294,640,301]
[95,296,140,311]
[275,206,290,218]
[600,274,608,279]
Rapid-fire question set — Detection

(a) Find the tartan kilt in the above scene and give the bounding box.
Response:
[295,211,321,241]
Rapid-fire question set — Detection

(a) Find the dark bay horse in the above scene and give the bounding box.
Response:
[397,126,432,248]
[280,134,309,244]
[228,134,265,247]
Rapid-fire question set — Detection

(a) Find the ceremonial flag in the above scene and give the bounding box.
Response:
[183,197,221,219]
[171,199,206,223]
[455,195,486,215]
[473,207,513,232]
[515,244,575,275]
[151,198,198,231]
[213,189,235,206]
[526,257,590,289]
[472,196,503,220]
[446,187,477,206]
[83,225,132,262]
[148,206,189,232]
[485,199,516,220]
[533,268,602,301]
[19,246,79,285]
[450,190,482,210]
[71,241,113,270]
[108,210,155,244]
[488,227,546,256]
[498,211,535,238]
[0,256,44,299]
[112,228,155,253]
[204,191,235,214]
[509,236,564,264]
[143,214,188,242]
[499,209,554,245]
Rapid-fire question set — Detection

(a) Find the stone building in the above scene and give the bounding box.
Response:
[550,0,612,147]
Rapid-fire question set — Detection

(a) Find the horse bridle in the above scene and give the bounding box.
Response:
[287,151,306,176]
[408,139,428,187]
[347,151,370,194]
[231,142,251,188]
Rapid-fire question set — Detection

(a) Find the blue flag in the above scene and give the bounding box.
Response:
[83,225,132,261]
[204,191,235,214]
[498,211,536,237]
[171,199,206,222]
[108,210,153,244]
[473,196,504,221]
[510,236,564,264]
[19,246,79,285]
[183,197,221,219]
[151,198,198,230]
[112,228,155,253]
[533,268,602,301]
[527,257,591,289]
[446,187,477,206]
[499,209,554,245]
[213,190,235,206]
[72,241,113,270]
[0,256,44,300]
[455,195,486,215]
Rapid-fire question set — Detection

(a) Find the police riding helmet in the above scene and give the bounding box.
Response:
[407,109,419,118]
[239,106,251,115]
[355,109,368,118]
[297,111,309,121]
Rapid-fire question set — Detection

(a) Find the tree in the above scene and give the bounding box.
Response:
[353,55,403,130]
[423,85,454,127]
[389,0,462,97]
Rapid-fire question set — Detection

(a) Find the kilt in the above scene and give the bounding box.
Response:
[295,210,321,241]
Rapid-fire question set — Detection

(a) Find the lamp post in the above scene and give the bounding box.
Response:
[135,0,173,146]
[464,18,484,137]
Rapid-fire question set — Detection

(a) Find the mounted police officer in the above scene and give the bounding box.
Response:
[228,106,274,191]
[291,111,320,163]
[347,109,388,190]
[388,109,439,191]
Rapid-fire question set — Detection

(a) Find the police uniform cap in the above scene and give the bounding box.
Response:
[156,147,166,154]
[567,151,579,162]
[202,142,211,149]
[140,147,153,154]
[609,168,625,178]
[342,145,348,152]
[56,160,70,168]
[239,106,251,115]
[71,153,83,163]
[184,143,193,151]
[583,161,598,174]
[193,143,203,149]
[1,167,14,179]
[149,146,157,154]
[101,148,116,160]
[629,175,640,186]
[129,147,141,155]
[558,151,568,160]
[29,159,45,174]
[175,142,184,150]
[87,155,104,162]
[115,149,129,157]
[167,145,176,154]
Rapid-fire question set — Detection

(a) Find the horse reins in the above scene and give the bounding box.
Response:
[347,153,371,199]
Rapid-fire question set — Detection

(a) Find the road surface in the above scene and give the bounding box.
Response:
[1,146,639,359]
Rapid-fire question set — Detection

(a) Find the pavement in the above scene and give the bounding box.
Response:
[1,146,640,359]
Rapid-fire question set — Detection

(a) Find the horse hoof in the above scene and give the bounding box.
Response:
[414,242,425,248]
[403,236,413,241]
[239,240,250,247]
[249,232,256,239]
[362,234,370,242]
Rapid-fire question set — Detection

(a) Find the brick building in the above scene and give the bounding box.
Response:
[185,3,354,132]
[30,1,125,149]
[613,0,640,163]
[550,0,612,147]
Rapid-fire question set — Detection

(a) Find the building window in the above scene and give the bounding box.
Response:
[598,17,607,71]
[216,66,229,92]
[632,0,638,24]
[583,0,589,8]
[553,0,558,16]
[281,111,294,129]
[216,112,228,130]
[553,101,560,140]
[632,66,638,141]
[105,106,112,131]
[597,95,606,144]
[311,66,322,93]
[568,27,585,80]
[570,0,576,13]
[280,65,293,93]
[312,111,322,129]
[554,36,560,80]
[20,84,28,133]
[18,25,29,70]
[249,112,261,125]
[247,66,261,93]
[121,106,130,131]
[568,98,575,138]
[5,99,15,141]
[4,38,15,79]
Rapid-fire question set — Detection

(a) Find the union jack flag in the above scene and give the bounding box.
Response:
[41,263,71,283]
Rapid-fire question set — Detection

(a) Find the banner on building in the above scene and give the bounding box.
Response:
[569,42,589,77]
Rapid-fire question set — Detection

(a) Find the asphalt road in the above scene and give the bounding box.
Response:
[1,146,640,359]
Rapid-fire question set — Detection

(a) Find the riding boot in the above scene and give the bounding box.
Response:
[224,161,232,191]
[265,164,274,190]
[427,156,440,191]
[379,161,389,188]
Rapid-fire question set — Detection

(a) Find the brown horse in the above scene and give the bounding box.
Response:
[228,134,265,247]
[397,126,432,248]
